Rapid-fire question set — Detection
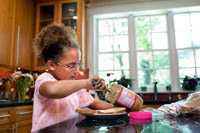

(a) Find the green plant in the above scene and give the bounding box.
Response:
[111,76,132,88]
[16,76,33,101]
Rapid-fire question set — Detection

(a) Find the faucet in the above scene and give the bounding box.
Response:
[153,81,158,102]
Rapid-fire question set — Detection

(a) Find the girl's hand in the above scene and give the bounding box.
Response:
[91,78,106,90]
[86,76,106,91]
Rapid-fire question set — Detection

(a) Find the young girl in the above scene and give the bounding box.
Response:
[31,24,113,132]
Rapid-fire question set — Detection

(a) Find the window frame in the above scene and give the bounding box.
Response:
[89,7,200,92]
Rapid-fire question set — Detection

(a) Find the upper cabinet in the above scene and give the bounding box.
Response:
[34,0,86,71]
[0,0,15,69]
[0,0,34,70]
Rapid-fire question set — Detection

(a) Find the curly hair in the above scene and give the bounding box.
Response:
[33,24,79,63]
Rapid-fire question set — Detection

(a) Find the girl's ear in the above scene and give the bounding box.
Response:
[47,60,56,71]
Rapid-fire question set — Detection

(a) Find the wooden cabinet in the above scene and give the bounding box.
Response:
[0,107,15,133]
[0,0,15,69]
[0,0,34,70]
[34,0,86,70]
[15,105,32,133]
[139,92,190,104]
[14,0,34,70]
[0,105,32,133]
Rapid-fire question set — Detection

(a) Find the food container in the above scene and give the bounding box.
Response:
[105,84,143,111]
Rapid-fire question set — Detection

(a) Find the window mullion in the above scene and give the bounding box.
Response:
[167,12,180,91]
[128,15,138,91]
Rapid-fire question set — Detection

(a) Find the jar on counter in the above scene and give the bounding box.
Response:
[105,84,143,111]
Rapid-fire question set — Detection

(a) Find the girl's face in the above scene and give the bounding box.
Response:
[48,48,81,80]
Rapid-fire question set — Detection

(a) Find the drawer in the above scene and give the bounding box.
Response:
[0,107,14,125]
[15,105,32,122]
[0,124,14,133]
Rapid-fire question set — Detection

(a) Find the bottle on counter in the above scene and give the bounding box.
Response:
[105,84,143,111]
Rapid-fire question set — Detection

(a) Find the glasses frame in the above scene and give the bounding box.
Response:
[57,62,81,69]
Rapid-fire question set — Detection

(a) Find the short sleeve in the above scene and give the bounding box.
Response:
[76,89,94,108]
[34,72,56,98]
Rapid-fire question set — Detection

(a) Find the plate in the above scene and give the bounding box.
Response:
[76,107,128,120]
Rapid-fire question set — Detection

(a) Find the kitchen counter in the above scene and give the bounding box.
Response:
[0,99,33,107]
[33,113,200,133]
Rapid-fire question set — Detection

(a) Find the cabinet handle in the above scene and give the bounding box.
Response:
[0,114,10,118]
[16,111,32,116]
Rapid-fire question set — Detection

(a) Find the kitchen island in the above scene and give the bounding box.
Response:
[33,113,200,133]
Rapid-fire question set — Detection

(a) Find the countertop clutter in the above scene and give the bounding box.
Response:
[33,113,200,133]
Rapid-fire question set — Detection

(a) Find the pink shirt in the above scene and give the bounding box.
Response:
[31,72,94,132]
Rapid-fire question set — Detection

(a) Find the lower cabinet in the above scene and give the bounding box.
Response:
[0,105,32,133]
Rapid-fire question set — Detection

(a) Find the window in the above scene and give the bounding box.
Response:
[135,15,170,89]
[93,7,200,92]
[174,13,200,80]
[97,18,130,81]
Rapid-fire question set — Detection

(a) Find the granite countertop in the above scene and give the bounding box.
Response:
[33,113,200,133]
[0,99,33,107]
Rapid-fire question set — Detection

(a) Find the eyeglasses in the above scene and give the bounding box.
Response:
[57,62,81,69]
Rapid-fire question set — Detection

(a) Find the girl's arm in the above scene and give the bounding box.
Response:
[39,78,105,99]
[89,98,113,110]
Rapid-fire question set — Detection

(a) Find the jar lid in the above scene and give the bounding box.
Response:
[129,111,152,120]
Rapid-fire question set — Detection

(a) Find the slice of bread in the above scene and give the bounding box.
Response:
[97,107,126,114]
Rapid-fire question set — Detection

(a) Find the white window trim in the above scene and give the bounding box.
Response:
[87,1,200,92]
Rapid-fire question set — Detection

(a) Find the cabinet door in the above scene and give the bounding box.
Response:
[61,2,77,30]
[14,0,34,70]
[15,105,32,122]
[0,0,15,68]
[34,3,56,70]
[16,119,32,133]
[15,105,32,133]
[0,107,15,133]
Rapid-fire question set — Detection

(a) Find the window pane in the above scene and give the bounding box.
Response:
[175,31,192,48]
[98,19,113,35]
[135,17,152,50]
[113,18,128,34]
[178,49,194,68]
[137,52,153,87]
[99,70,129,83]
[98,54,113,70]
[113,35,129,51]
[154,51,170,69]
[113,70,130,79]
[191,13,200,30]
[197,68,200,77]
[192,30,200,47]
[114,53,129,69]
[154,69,171,87]
[138,70,153,87]
[99,36,113,52]
[191,13,200,46]
[196,49,200,67]
[98,18,128,35]
[179,68,195,78]
[151,16,167,32]
[98,71,114,83]
[137,52,153,69]
[174,14,190,31]
[152,33,168,49]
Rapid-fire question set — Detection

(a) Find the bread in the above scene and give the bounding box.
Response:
[76,108,96,115]
[97,107,126,114]
[76,107,126,116]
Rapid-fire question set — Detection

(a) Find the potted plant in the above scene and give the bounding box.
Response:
[12,72,33,101]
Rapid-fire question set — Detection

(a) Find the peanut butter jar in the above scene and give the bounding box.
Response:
[105,84,143,111]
